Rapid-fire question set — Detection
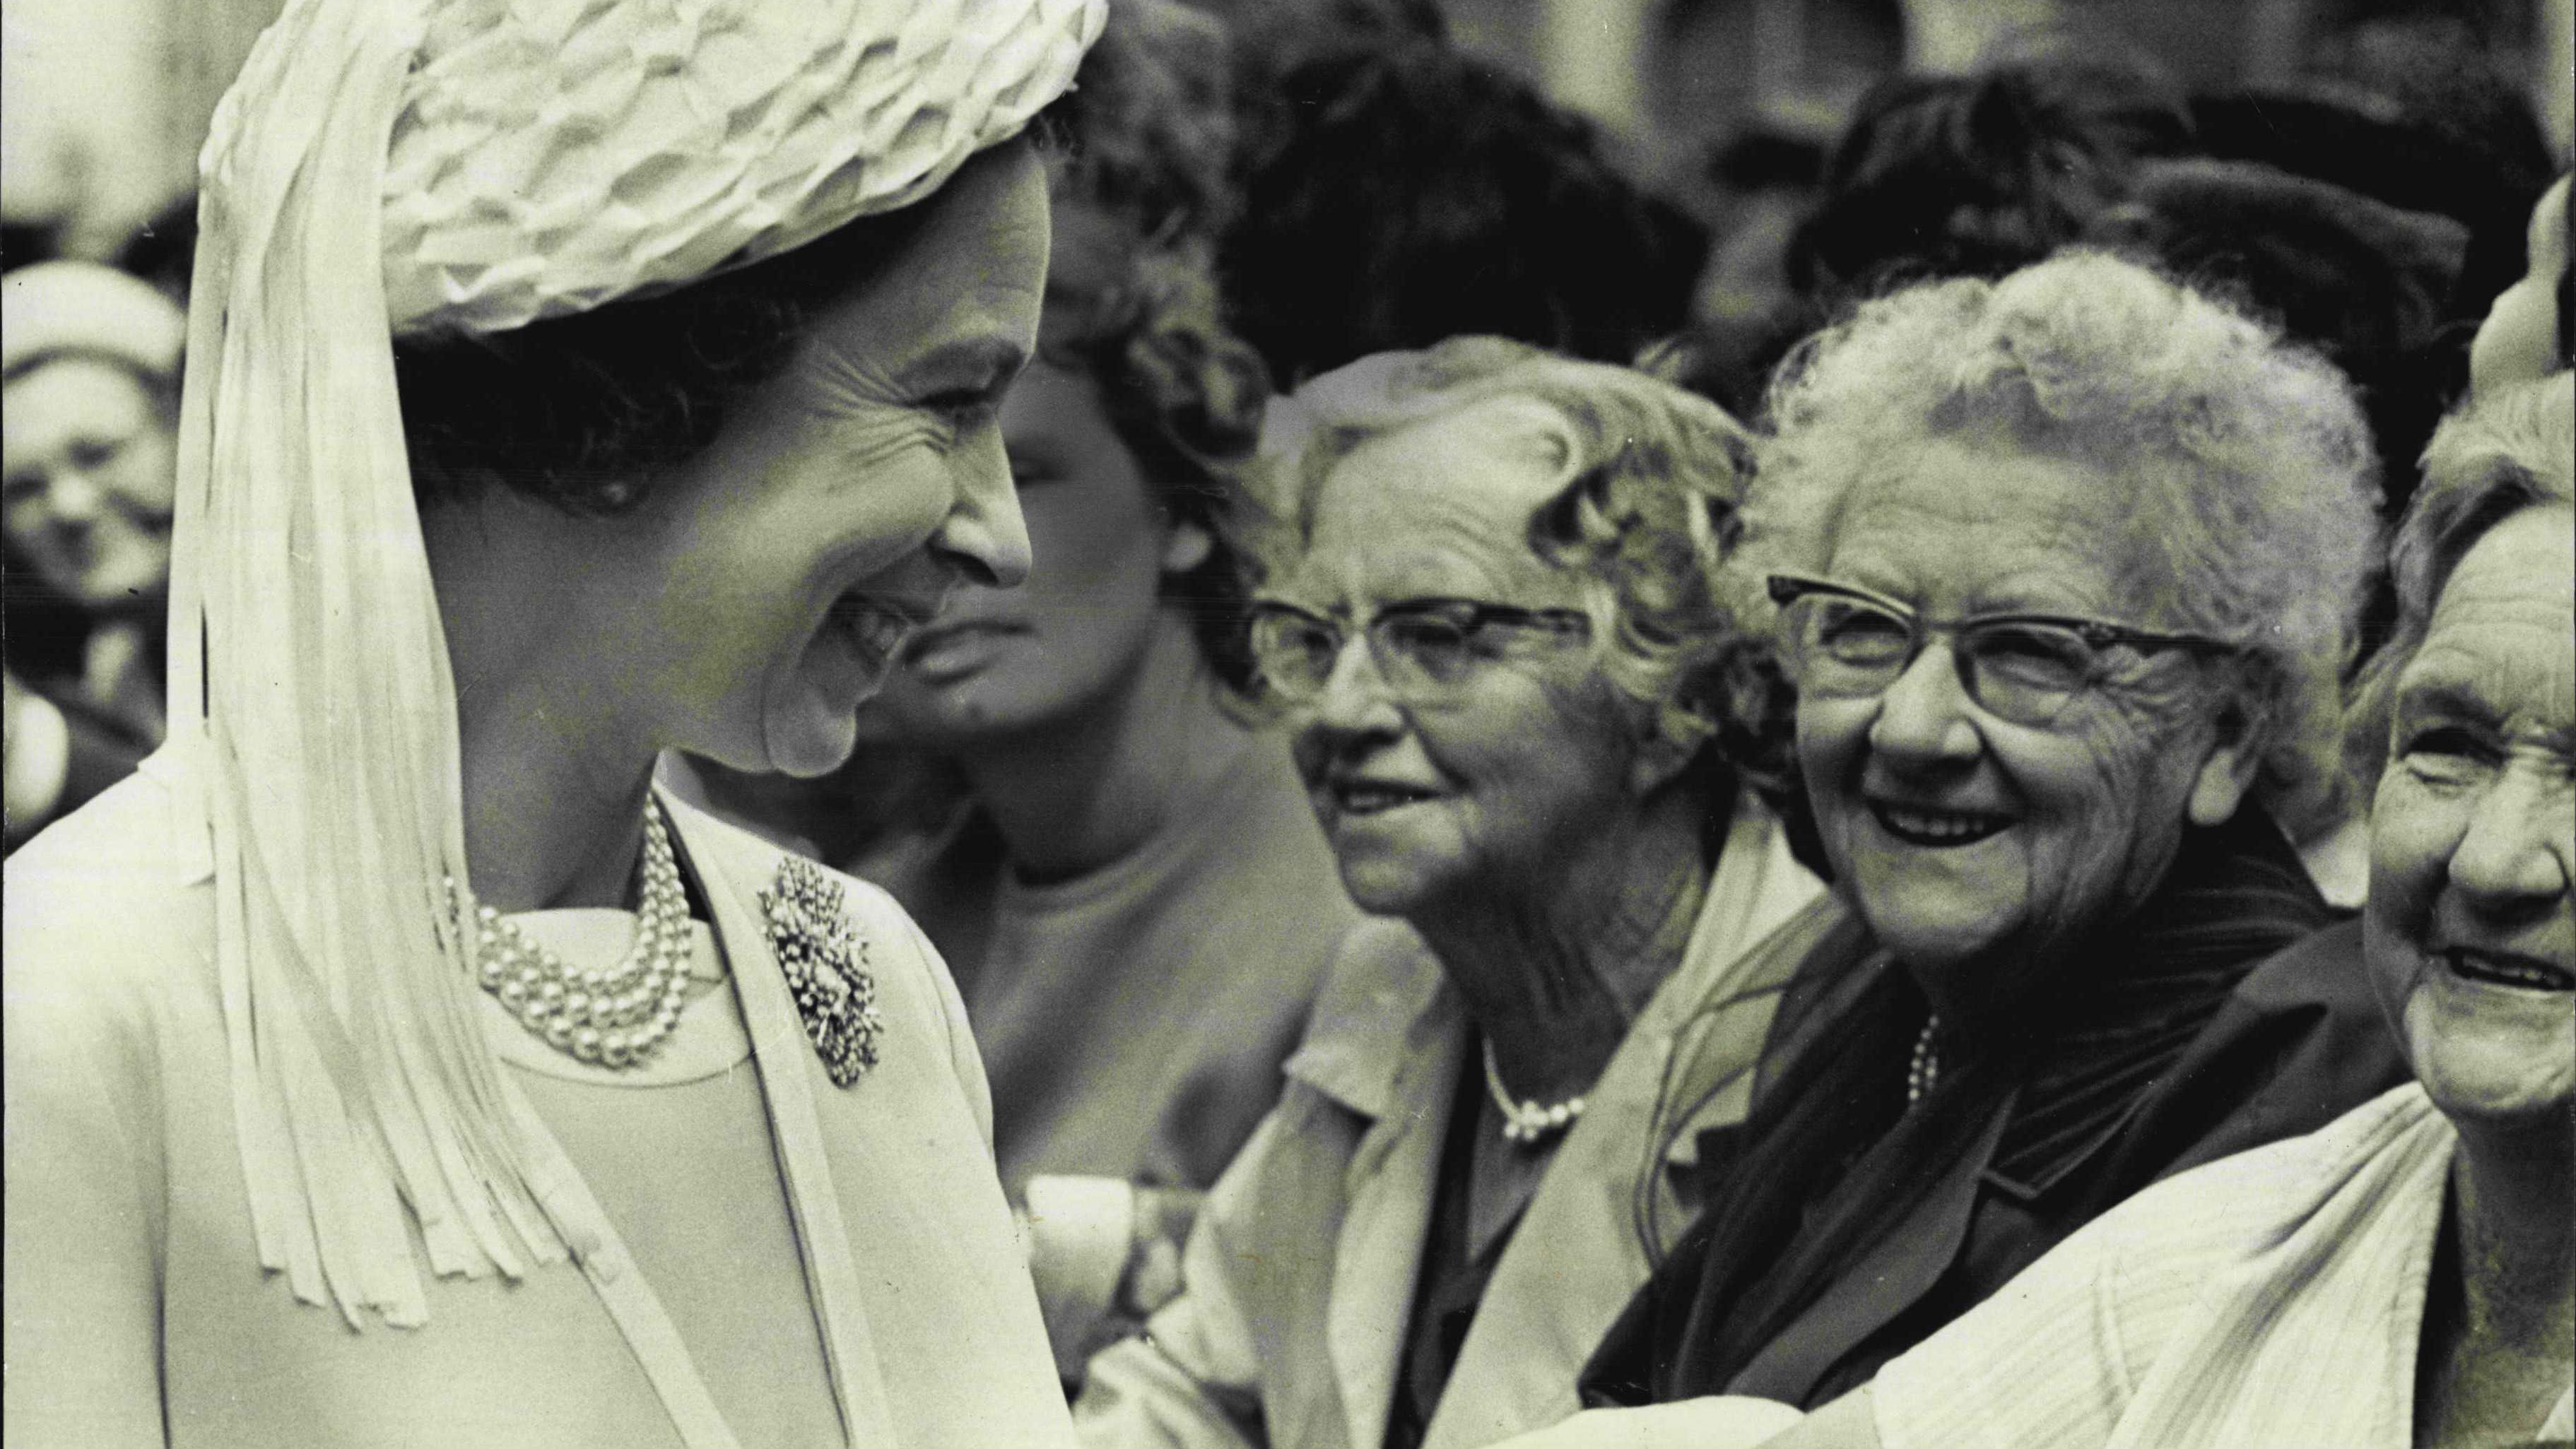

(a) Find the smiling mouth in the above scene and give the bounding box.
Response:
[900,619,1022,663]
[1331,781,1442,816]
[1869,802,2015,847]
[2440,947,2576,993]
[828,591,929,665]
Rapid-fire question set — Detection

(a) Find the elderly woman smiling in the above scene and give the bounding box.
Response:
[1753,371,2575,1449]
[1074,338,1823,1448]
[1572,251,2411,1417]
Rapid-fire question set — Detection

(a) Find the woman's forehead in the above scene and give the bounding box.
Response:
[1822,440,2123,591]
[1276,397,1579,599]
[2418,507,2576,666]
[1313,393,1570,522]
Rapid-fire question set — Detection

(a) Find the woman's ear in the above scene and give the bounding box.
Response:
[1162,518,1213,574]
[2187,706,2262,827]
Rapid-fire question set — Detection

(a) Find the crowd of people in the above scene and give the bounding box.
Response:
[1,0,2568,1446]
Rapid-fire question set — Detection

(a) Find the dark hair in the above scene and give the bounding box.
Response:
[1023,0,1271,687]
[1786,58,2193,302]
[392,162,968,516]
[1044,230,1271,690]
[1219,34,1707,386]
[2085,157,2472,516]
[2187,68,2553,325]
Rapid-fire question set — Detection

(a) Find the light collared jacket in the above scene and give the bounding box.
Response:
[1072,800,1825,1449]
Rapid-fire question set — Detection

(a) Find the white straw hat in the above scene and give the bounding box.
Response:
[173,0,1101,1327]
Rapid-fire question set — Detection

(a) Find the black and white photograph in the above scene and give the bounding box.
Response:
[3,0,2569,1444]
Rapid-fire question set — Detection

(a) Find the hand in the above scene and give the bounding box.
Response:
[1490,1399,1807,1449]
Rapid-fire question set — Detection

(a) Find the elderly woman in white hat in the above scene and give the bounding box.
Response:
[1,261,187,845]
[4,1,1102,1446]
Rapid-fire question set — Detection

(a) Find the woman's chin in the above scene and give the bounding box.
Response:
[763,691,865,779]
[2403,993,2576,1128]
[1330,848,1454,921]
[1854,892,2015,974]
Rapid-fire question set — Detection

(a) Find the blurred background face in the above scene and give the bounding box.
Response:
[2365,504,2576,1128]
[861,355,1192,743]
[1271,399,1635,918]
[3,356,177,610]
[1793,439,2239,993]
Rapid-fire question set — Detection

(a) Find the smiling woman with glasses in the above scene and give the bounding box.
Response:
[1548,249,2413,1438]
[1076,336,1825,1446]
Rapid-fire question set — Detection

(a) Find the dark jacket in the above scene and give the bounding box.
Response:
[1581,810,2409,1409]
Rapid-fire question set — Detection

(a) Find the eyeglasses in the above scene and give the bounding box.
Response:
[1245,597,1592,704]
[1765,572,2235,728]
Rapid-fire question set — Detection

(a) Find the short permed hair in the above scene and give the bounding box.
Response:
[2343,372,2575,791]
[1740,249,2382,833]
[1237,336,1776,796]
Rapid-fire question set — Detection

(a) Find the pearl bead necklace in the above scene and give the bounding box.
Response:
[1483,1039,1587,1146]
[1907,1013,1943,1106]
[449,805,695,1070]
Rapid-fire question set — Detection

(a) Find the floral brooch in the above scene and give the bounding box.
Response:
[759,859,883,1087]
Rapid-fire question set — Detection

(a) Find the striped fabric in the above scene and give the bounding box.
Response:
[1873,1083,2576,1449]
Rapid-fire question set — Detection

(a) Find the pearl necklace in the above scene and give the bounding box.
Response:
[1482,1039,1587,1146]
[1907,1012,1942,1106]
[449,803,695,1070]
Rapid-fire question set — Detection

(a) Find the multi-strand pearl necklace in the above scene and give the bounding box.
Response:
[1483,1039,1588,1146]
[451,804,695,1070]
[1907,1013,1943,1106]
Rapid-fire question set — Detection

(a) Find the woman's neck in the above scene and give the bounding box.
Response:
[1416,786,1715,1105]
[454,681,659,913]
[953,613,1249,885]
[427,500,660,913]
[2419,1118,2576,1443]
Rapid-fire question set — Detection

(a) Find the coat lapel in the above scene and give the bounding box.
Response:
[663,792,898,1449]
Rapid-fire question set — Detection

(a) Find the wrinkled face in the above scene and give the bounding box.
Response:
[2469,176,2569,396]
[2365,506,2575,1128]
[860,355,1192,743]
[612,145,1050,776]
[1266,398,1638,919]
[3,357,179,610]
[1794,439,2247,1006]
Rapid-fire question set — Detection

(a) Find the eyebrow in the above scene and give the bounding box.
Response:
[2396,678,2576,753]
[2394,680,2500,725]
[889,336,1026,394]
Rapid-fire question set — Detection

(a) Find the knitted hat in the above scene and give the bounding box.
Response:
[172,0,1101,1328]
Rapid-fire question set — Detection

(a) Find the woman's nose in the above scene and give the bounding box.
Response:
[44,468,107,526]
[2447,764,2575,911]
[1866,641,1983,763]
[929,426,1032,589]
[1307,635,1406,738]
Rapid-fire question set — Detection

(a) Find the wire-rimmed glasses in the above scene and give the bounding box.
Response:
[1245,596,1592,704]
[1765,572,2235,728]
